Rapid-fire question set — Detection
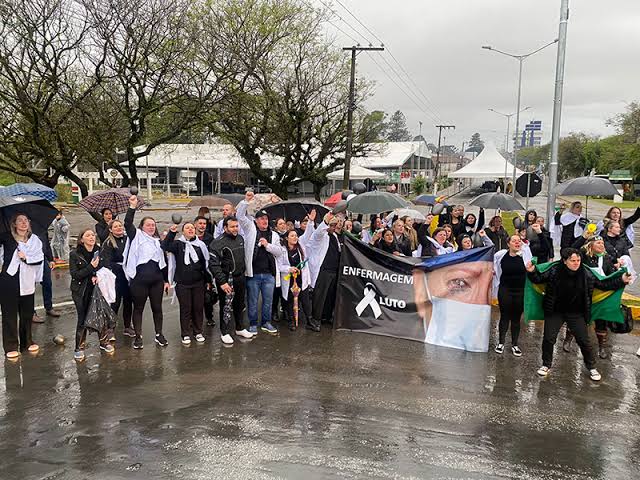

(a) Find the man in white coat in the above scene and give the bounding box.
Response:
[308,212,343,324]
[236,191,285,335]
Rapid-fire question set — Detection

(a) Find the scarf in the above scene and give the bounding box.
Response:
[167,236,210,303]
[6,234,44,296]
[426,236,454,256]
[123,229,166,280]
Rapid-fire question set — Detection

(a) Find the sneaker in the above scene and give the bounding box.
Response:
[46,309,61,318]
[235,329,254,339]
[260,322,278,334]
[133,336,143,349]
[5,351,20,360]
[494,343,504,354]
[155,334,168,347]
[589,368,602,381]
[181,336,192,346]
[108,331,116,342]
[100,343,115,354]
[73,350,85,361]
[123,327,136,338]
[537,366,550,377]
[511,346,522,357]
[220,334,234,345]
[248,325,258,335]
[32,313,44,324]
[195,334,205,343]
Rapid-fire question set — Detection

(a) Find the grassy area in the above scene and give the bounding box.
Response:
[593,198,640,209]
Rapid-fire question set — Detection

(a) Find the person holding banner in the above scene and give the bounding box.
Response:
[457,230,493,251]
[554,201,587,249]
[526,248,631,381]
[493,235,531,357]
[309,212,342,325]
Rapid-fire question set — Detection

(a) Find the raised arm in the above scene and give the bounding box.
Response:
[124,197,138,240]
[161,228,179,254]
[623,207,640,226]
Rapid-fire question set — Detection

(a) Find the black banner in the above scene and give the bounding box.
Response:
[335,236,425,342]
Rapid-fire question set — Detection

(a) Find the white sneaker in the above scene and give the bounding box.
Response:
[636,346,640,357]
[195,334,205,343]
[181,336,191,345]
[494,343,504,354]
[589,369,602,381]
[220,334,234,345]
[537,366,550,377]
[235,329,254,339]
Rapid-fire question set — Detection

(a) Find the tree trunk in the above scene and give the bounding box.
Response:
[62,170,90,198]
[312,181,323,201]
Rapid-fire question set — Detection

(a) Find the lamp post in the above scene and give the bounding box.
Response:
[482,39,558,197]
[488,107,531,180]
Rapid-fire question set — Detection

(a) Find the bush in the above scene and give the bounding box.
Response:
[55,184,72,203]
[411,176,428,196]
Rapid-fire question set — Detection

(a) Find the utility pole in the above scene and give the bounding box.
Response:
[342,45,385,190]
[434,125,455,193]
[546,0,569,227]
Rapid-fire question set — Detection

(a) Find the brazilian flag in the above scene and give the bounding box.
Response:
[524,261,626,324]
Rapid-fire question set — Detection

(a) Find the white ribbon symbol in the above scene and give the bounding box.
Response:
[355,283,382,319]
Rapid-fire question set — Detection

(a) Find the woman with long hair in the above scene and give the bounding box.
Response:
[100,219,134,338]
[423,227,455,256]
[528,216,554,263]
[70,228,113,360]
[278,229,318,332]
[370,228,401,255]
[492,235,531,357]
[485,215,510,251]
[597,205,640,246]
[362,215,382,244]
[400,215,418,251]
[602,221,631,260]
[441,224,457,251]
[123,195,169,349]
[0,214,44,359]
[92,207,114,244]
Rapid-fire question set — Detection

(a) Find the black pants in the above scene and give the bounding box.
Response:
[218,275,247,336]
[498,286,524,345]
[313,270,338,322]
[272,286,283,319]
[0,274,34,353]
[176,282,205,337]
[112,269,133,329]
[204,290,214,322]
[130,263,164,337]
[543,311,596,369]
[284,288,312,327]
[73,285,94,351]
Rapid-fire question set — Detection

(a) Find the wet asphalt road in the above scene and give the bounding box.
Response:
[2,271,640,479]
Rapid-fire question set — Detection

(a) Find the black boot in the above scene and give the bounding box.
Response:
[597,331,609,359]
[306,317,320,332]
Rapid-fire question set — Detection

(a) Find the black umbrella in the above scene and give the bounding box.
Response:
[555,176,619,216]
[345,191,410,215]
[262,200,329,221]
[470,192,524,211]
[0,195,58,234]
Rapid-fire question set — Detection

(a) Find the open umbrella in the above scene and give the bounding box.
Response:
[0,195,58,234]
[0,183,57,202]
[263,200,329,221]
[386,208,426,222]
[188,196,229,208]
[555,176,620,216]
[470,192,523,211]
[246,193,281,215]
[413,194,449,206]
[79,188,145,216]
[345,191,410,215]
[324,192,343,208]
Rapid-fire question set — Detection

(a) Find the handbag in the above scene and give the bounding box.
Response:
[608,305,634,334]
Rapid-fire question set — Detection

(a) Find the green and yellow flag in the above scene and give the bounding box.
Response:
[524,261,626,324]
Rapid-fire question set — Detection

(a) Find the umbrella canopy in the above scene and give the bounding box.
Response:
[246,193,282,215]
[324,192,343,208]
[345,191,410,215]
[386,208,426,222]
[0,195,58,234]
[0,183,58,202]
[326,165,386,181]
[470,192,524,211]
[188,196,229,208]
[79,188,145,216]
[262,200,329,222]
[413,194,449,206]
[555,176,619,197]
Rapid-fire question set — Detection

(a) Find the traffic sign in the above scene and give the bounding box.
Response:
[516,172,542,198]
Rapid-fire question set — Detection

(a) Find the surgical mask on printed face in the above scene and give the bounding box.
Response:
[423,275,491,352]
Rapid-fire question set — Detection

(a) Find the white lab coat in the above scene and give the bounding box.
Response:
[306,221,341,288]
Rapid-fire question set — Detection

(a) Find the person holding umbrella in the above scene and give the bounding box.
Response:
[209,216,254,344]
[100,219,134,338]
[0,214,44,359]
[123,195,170,349]
[70,228,113,360]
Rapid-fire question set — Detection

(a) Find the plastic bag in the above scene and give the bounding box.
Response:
[608,305,634,334]
[85,286,116,337]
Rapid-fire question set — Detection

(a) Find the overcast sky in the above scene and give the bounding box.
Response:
[320,0,640,149]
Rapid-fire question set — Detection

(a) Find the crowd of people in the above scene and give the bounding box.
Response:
[0,191,638,382]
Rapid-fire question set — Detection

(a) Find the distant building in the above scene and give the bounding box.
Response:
[514,120,543,148]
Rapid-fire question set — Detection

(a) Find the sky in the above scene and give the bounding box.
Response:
[318,0,640,150]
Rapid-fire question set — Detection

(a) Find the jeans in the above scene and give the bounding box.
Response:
[41,261,53,311]
[246,274,275,327]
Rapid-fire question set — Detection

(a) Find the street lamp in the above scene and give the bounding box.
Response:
[482,39,558,197]
[488,107,531,180]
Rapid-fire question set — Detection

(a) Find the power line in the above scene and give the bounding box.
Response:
[315,0,373,45]
[334,0,384,46]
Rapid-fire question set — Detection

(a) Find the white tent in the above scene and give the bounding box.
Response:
[327,165,386,180]
[448,142,523,179]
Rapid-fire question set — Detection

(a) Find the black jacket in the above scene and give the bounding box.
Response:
[393,233,413,256]
[100,235,127,276]
[209,232,246,285]
[374,239,400,255]
[603,234,630,259]
[554,211,588,249]
[69,245,104,307]
[529,230,554,263]
[197,231,215,248]
[528,263,624,319]
[162,231,211,286]
[95,221,109,244]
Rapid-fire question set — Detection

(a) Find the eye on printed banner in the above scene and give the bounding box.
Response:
[334,236,494,352]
